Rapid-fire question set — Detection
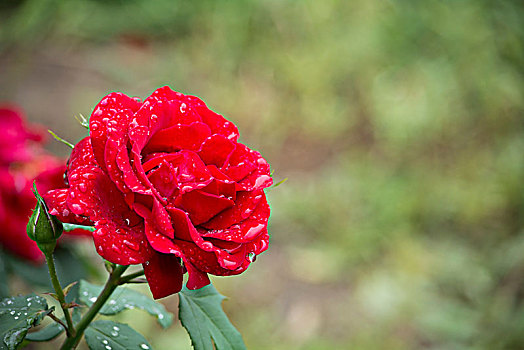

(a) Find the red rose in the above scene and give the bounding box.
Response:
[0,106,70,262]
[45,86,273,298]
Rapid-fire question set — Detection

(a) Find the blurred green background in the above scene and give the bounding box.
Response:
[1,0,524,349]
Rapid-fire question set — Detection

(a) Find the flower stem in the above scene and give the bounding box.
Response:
[60,264,129,350]
[118,269,145,285]
[43,251,75,337]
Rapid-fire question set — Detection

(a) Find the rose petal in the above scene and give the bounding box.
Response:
[146,160,178,199]
[193,104,239,142]
[167,151,213,194]
[184,260,211,290]
[93,220,152,265]
[201,190,265,230]
[152,199,174,239]
[175,189,234,226]
[44,189,92,225]
[144,122,211,153]
[223,144,273,191]
[198,135,235,168]
[67,137,96,171]
[90,92,141,171]
[143,252,184,299]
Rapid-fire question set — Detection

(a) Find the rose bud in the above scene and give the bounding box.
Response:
[27,183,63,254]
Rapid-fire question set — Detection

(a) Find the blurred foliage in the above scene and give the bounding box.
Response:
[1,0,524,349]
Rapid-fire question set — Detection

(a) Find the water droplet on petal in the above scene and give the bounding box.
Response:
[78,183,87,192]
[70,203,84,214]
[123,239,140,251]
[247,252,256,262]
[201,241,213,250]
[179,103,187,113]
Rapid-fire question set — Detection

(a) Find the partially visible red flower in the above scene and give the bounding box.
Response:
[45,86,273,298]
[0,106,43,166]
[0,106,84,263]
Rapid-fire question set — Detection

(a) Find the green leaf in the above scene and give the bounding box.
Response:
[0,253,9,299]
[178,284,246,350]
[85,320,152,350]
[48,130,74,148]
[78,280,173,328]
[74,113,90,129]
[25,320,63,342]
[26,307,81,342]
[0,294,52,350]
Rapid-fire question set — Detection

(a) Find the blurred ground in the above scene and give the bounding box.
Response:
[1,0,524,349]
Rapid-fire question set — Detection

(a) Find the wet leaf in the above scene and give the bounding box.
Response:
[0,294,52,350]
[78,280,172,328]
[178,284,246,350]
[26,307,81,342]
[85,320,152,350]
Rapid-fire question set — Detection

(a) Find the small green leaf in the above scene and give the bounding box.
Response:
[74,114,90,129]
[178,284,246,350]
[62,223,95,233]
[85,320,152,350]
[63,281,78,297]
[26,307,81,342]
[0,294,52,350]
[272,177,288,188]
[48,130,74,148]
[78,280,173,328]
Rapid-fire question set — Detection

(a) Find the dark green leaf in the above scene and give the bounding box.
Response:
[178,284,246,350]
[0,294,52,350]
[78,280,172,328]
[4,252,50,287]
[25,320,63,342]
[85,320,152,350]
[0,253,8,298]
[26,307,81,342]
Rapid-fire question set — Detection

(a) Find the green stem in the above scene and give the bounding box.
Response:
[118,269,145,285]
[43,251,75,337]
[60,265,129,350]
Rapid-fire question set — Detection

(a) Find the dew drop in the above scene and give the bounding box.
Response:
[70,203,84,214]
[247,252,256,262]
[102,340,108,345]
[140,344,150,349]
[89,297,97,303]
[180,103,187,113]
[201,241,213,250]
[123,239,140,251]
[78,183,87,192]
